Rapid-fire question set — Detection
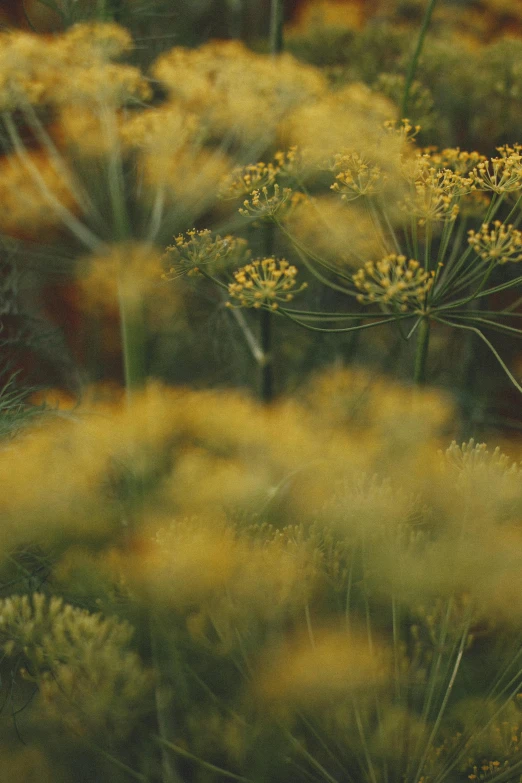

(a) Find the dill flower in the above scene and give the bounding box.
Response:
[425,147,487,175]
[151,40,325,148]
[227,258,307,310]
[239,183,299,222]
[49,62,152,107]
[52,106,125,158]
[121,517,239,610]
[78,241,164,310]
[468,221,522,264]
[0,593,152,739]
[353,254,435,311]
[120,103,201,153]
[139,146,232,213]
[282,83,397,168]
[470,154,522,194]
[0,150,77,238]
[285,195,382,267]
[0,31,54,110]
[218,161,279,200]
[57,22,134,62]
[162,230,250,279]
[255,624,390,706]
[331,151,386,200]
[402,165,468,225]
[383,118,421,143]
[0,24,139,112]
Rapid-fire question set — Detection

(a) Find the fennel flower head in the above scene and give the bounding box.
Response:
[353,254,435,311]
[227,258,307,310]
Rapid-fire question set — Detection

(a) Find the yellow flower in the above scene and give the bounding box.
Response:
[162,230,250,279]
[255,624,389,706]
[78,241,164,311]
[0,150,77,238]
[353,254,434,311]
[468,221,522,264]
[227,258,307,310]
[239,183,299,221]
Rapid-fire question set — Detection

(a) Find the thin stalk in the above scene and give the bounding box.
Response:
[401,0,439,119]
[412,616,471,783]
[423,221,432,272]
[149,614,185,783]
[280,310,411,333]
[269,0,284,55]
[260,307,274,402]
[2,112,102,251]
[260,221,276,402]
[413,317,430,384]
[118,285,146,393]
[85,741,149,782]
[434,316,522,394]
[157,738,253,783]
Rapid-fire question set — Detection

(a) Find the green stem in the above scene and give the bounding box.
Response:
[118,284,146,394]
[400,0,439,119]
[413,317,431,385]
[269,0,284,55]
[157,738,253,782]
[260,308,274,403]
[260,220,276,403]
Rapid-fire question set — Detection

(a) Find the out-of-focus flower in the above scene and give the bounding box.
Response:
[254,624,390,706]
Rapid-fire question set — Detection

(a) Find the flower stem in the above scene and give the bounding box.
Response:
[118,286,146,395]
[270,0,284,55]
[413,317,431,385]
[260,308,274,403]
[400,0,439,120]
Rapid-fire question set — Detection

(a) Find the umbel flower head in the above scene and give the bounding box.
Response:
[239,184,299,221]
[468,221,522,264]
[353,254,435,311]
[330,151,386,201]
[227,258,307,310]
[162,230,250,279]
[219,161,279,200]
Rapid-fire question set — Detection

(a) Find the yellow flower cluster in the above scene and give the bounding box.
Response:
[228,258,307,310]
[331,151,386,200]
[162,230,250,279]
[239,184,298,221]
[283,83,397,168]
[255,624,390,706]
[425,147,487,175]
[353,255,435,310]
[219,162,279,200]
[468,221,522,264]
[0,149,76,236]
[286,195,382,267]
[470,153,522,194]
[151,40,325,148]
[0,593,152,739]
[383,118,421,143]
[403,163,470,225]
[121,102,231,209]
[78,241,164,310]
[0,23,149,110]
